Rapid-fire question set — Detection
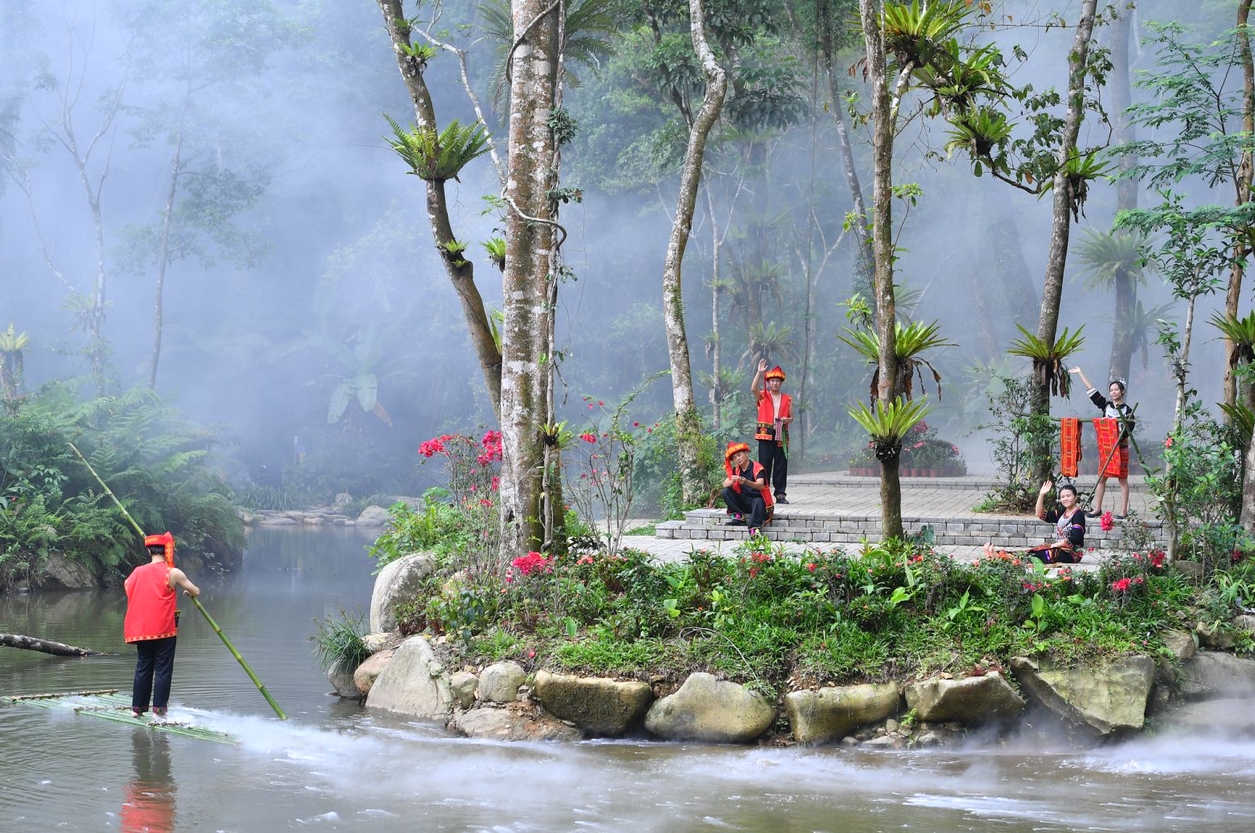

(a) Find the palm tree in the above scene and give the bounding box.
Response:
[1075,228,1151,383]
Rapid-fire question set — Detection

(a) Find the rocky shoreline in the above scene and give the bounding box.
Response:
[332,553,1255,748]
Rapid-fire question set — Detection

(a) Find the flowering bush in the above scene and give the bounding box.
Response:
[847,421,965,471]
[415,430,503,579]
[567,393,652,558]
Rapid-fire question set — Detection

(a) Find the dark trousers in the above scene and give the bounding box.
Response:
[723,486,768,529]
[132,636,177,713]
[757,440,788,497]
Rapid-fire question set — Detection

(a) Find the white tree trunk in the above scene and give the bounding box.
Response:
[499,0,561,557]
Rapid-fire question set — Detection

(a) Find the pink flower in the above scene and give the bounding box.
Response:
[807,562,817,572]
[579,432,596,443]
[1100,512,1114,532]
[1112,577,1132,593]
[1164,436,1174,448]
[1148,550,1166,568]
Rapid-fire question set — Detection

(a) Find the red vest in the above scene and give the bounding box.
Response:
[124,561,178,643]
[755,389,792,443]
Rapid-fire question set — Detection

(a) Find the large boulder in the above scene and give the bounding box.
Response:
[356,505,391,526]
[365,636,454,719]
[40,554,97,590]
[369,553,436,633]
[353,648,396,695]
[783,683,900,744]
[448,702,582,742]
[1176,650,1255,700]
[905,672,1025,725]
[1010,655,1154,736]
[328,664,361,700]
[479,661,527,704]
[532,671,653,737]
[644,673,775,743]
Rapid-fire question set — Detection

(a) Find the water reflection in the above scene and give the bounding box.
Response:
[119,731,177,833]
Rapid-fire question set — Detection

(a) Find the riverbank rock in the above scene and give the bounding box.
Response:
[783,683,900,744]
[328,663,361,700]
[532,671,653,737]
[450,671,478,708]
[448,701,582,742]
[356,505,390,526]
[369,554,436,632]
[1011,654,1154,736]
[365,636,454,719]
[479,661,526,704]
[1176,650,1255,699]
[39,555,97,590]
[353,648,395,695]
[644,672,775,743]
[905,672,1025,725]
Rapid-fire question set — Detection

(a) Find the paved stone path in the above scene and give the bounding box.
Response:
[621,472,1156,567]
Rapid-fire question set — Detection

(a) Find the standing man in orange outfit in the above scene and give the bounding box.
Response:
[752,358,793,504]
[124,531,200,719]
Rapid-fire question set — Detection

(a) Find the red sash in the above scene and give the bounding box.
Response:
[1093,418,1128,478]
[1059,418,1082,478]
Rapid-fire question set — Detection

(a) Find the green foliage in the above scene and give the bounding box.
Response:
[974,375,1054,511]
[0,386,244,589]
[384,530,1204,695]
[367,494,476,570]
[312,609,371,674]
[847,397,933,465]
[1007,324,1085,398]
[384,114,491,182]
[838,319,956,402]
[1147,404,1247,575]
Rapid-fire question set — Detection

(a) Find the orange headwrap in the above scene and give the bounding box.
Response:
[144,531,176,567]
[764,366,786,382]
[724,441,750,477]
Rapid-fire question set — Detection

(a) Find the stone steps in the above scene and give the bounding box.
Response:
[656,507,1164,549]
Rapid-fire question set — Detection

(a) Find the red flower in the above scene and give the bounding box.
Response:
[579,432,596,443]
[511,551,553,576]
[1112,577,1132,593]
[1100,512,1114,532]
[1164,436,1174,448]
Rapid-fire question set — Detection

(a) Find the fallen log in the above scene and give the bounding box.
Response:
[0,633,106,656]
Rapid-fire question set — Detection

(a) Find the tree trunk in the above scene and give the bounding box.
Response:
[1031,0,1099,485]
[1225,0,1254,409]
[663,0,727,507]
[1108,9,1139,384]
[498,0,561,556]
[819,0,875,299]
[0,634,105,657]
[149,97,186,391]
[375,0,503,418]
[859,0,903,539]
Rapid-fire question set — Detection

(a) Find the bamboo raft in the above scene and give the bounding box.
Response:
[1,689,237,745]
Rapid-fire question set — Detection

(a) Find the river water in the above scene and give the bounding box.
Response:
[3,527,1255,832]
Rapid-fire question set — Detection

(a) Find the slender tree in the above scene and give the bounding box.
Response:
[375,0,504,418]
[661,0,728,507]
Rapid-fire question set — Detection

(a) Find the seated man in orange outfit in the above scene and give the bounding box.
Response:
[124,531,200,719]
[722,441,774,536]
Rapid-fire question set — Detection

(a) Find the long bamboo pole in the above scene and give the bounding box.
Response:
[67,442,287,719]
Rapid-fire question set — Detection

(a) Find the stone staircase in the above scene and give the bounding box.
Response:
[653,474,1164,549]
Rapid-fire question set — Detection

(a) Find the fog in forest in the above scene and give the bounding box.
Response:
[0,0,1243,503]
